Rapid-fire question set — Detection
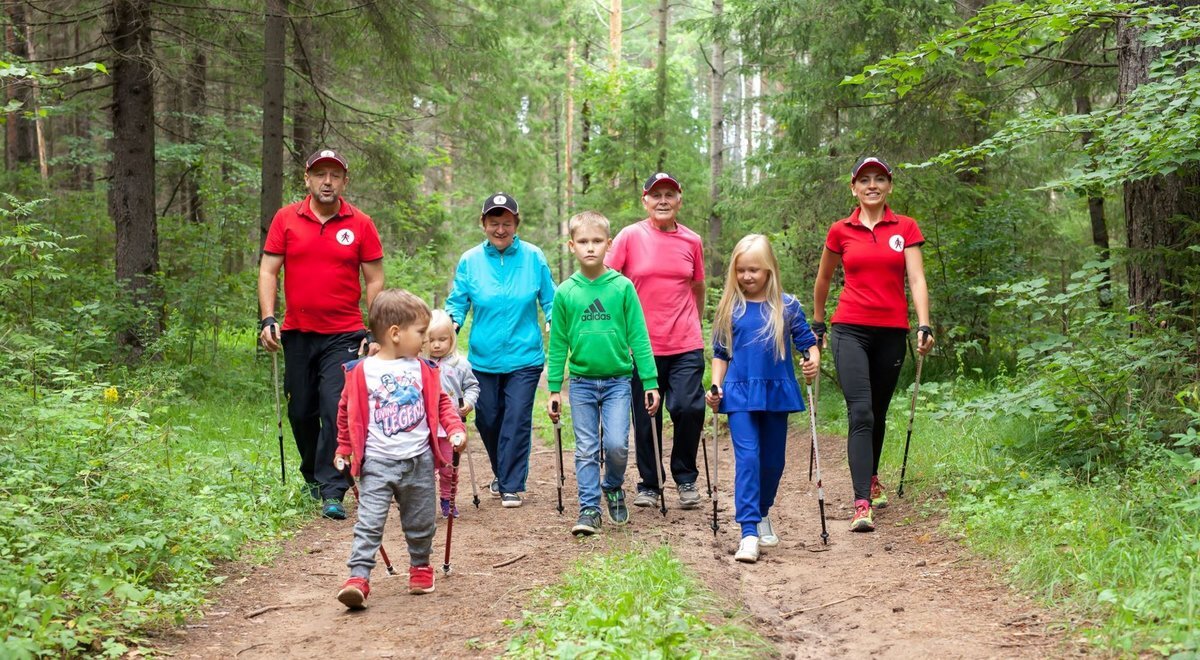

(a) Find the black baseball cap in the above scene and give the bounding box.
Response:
[481,192,519,216]
[305,148,348,171]
[851,156,892,180]
[642,172,682,194]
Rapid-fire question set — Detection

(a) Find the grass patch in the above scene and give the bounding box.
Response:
[884,379,1200,655]
[505,545,771,658]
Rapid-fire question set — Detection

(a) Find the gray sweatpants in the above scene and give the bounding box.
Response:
[347,448,437,579]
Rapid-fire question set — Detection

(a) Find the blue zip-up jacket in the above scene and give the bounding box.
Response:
[446,236,556,373]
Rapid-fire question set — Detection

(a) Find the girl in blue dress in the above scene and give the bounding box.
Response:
[706,234,820,563]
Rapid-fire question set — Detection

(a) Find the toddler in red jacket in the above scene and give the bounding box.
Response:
[334,289,466,608]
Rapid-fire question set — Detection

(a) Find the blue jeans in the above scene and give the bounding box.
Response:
[474,366,542,493]
[568,376,632,511]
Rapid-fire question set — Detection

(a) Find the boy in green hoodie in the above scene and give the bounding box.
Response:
[547,211,661,536]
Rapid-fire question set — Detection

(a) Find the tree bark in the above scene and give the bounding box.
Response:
[23,22,48,180]
[260,0,286,257]
[4,1,36,170]
[654,0,668,171]
[609,0,622,71]
[185,49,206,224]
[107,0,160,352]
[1117,4,1200,313]
[563,36,576,283]
[708,0,725,276]
[580,40,592,195]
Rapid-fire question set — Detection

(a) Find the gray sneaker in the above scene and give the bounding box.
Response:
[500,492,522,508]
[633,489,659,508]
[678,482,701,509]
[757,517,780,547]
[603,489,629,524]
[489,479,500,498]
[572,507,602,536]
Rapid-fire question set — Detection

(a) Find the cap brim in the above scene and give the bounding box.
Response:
[481,205,518,215]
[851,161,891,179]
[307,157,347,171]
[643,178,682,193]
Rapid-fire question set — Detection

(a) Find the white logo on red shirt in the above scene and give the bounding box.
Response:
[889,234,905,252]
[336,229,355,246]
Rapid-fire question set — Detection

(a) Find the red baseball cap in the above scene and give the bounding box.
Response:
[642,172,682,194]
[851,156,892,180]
[305,148,348,171]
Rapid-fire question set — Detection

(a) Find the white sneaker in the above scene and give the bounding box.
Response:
[757,517,779,547]
[735,536,760,563]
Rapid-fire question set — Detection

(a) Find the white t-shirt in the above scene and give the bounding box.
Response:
[362,356,430,461]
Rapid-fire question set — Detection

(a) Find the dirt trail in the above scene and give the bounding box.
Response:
[160,429,1082,658]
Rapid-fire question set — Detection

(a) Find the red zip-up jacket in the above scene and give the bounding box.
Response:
[336,358,465,477]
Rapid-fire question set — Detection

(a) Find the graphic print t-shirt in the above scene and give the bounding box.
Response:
[362,357,429,460]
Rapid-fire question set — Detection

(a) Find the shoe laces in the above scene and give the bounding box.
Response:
[853,499,871,517]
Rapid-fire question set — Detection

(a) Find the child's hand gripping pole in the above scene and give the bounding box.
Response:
[335,456,397,575]
[800,350,829,547]
[442,447,462,575]
[708,384,721,537]
[458,397,480,509]
[550,400,564,515]
[647,391,668,517]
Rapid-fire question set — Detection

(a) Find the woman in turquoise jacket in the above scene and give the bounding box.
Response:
[446,192,556,508]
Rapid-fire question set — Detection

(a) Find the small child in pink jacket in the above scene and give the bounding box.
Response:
[334,289,466,608]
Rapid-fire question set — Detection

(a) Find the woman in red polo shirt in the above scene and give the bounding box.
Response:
[812,156,934,533]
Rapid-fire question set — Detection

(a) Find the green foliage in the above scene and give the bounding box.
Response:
[505,546,770,658]
[0,339,309,656]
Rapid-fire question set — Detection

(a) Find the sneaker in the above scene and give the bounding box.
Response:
[440,498,460,518]
[409,565,435,594]
[337,577,369,609]
[757,517,780,547]
[490,479,500,497]
[850,499,875,532]
[633,489,659,508]
[678,482,701,509]
[735,536,760,563]
[870,475,889,509]
[500,492,522,508]
[322,499,347,520]
[571,507,602,536]
[603,489,629,524]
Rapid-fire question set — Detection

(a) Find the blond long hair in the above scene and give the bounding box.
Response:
[712,234,788,361]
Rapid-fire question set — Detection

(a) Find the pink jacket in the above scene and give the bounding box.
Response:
[336,358,465,477]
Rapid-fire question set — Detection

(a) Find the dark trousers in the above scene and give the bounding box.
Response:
[473,366,542,493]
[631,349,706,492]
[831,323,908,501]
[281,329,364,501]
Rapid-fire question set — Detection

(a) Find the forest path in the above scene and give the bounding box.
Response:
[159,428,1082,658]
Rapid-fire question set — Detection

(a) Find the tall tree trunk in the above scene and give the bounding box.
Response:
[108,0,160,353]
[260,0,286,257]
[23,22,48,180]
[580,41,592,195]
[291,4,314,178]
[185,49,206,223]
[609,0,622,71]
[1117,4,1200,314]
[4,2,36,170]
[653,0,668,171]
[1074,92,1111,308]
[563,37,576,283]
[708,0,725,276]
[73,20,94,189]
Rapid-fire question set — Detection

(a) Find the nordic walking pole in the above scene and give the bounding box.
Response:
[551,400,564,515]
[701,399,713,498]
[458,398,480,509]
[708,385,720,537]
[897,330,929,498]
[808,370,818,481]
[648,394,668,517]
[801,350,829,546]
[443,449,461,574]
[269,325,286,484]
[336,458,396,575]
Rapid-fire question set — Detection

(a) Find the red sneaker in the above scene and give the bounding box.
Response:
[409,565,436,594]
[849,499,875,532]
[337,577,370,610]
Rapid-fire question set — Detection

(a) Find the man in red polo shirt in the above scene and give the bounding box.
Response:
[258,149,385,520]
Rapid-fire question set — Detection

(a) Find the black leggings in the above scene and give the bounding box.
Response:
[831,324,908,501]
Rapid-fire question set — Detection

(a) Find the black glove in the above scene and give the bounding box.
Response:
[917,325,933,343]
[811,321,827,344]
